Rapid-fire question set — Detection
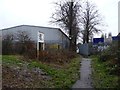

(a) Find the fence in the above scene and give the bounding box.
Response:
[78,43,93,56]
[79,42,111,56]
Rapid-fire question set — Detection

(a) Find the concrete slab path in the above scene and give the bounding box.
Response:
[72,58,93,88]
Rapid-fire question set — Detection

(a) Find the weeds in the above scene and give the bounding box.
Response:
[91,56,119,88]
[2,55,81,88]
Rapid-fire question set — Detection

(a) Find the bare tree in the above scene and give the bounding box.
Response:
[2,34,14,54]
[80,1,103,43]
[16,31,31,43]
[16,31,33,54]
[51,0,81,51]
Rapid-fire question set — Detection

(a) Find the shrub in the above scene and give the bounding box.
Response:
[99,41,120,75]
[23,47,37,59]
[16,31,32,54]
[2,31,37,60]
[2,34,14,55]
[38,50,77,64]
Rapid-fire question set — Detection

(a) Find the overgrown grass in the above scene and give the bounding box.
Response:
[29,57,80,88]
[91,56,118,88]
[2,55,25,67]
[2,55,81,88]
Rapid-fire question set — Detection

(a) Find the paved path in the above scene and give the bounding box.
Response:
[72,58,93,88]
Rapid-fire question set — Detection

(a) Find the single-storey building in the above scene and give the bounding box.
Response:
[1,25,70,50]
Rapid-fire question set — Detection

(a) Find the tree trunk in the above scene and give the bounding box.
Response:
[69,2,75,51]
[86,31,89,43]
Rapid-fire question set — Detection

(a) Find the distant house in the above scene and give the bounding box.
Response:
[1,25,70,50]
[91,34,120,53]
[93,33,120,45]
[93,38,104,45]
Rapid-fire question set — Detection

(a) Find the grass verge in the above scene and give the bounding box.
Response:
[91,56,118,88]
[2,55,81,88]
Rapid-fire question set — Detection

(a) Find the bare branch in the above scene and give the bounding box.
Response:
[80,1,104,43]
[50,0,81,51]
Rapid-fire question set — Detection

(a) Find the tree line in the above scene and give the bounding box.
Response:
[51,0,104,51]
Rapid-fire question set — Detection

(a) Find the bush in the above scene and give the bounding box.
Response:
[16,31,32,54]
[99,41,120,75]
[2,34,14,55]
[2,32,37,60]
[38,50,77,64]
[23,48,37,59]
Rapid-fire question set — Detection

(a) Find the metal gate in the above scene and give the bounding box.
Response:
[79,43,92,56]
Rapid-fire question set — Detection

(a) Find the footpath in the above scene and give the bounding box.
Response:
[72,58,93,88]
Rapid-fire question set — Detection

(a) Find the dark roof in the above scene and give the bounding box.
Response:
[93,38,104,44]
[112,36,120,41]
[1,25,70,40]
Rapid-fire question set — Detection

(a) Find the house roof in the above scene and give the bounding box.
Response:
[1,25,70,40]
[93,38,104,44]
[112,36,120,41]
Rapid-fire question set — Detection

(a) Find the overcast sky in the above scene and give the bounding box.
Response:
[0,0,119,38]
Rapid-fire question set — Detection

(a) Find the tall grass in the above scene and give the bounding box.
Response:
[2,55,81,88]
[91,56,118,88]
